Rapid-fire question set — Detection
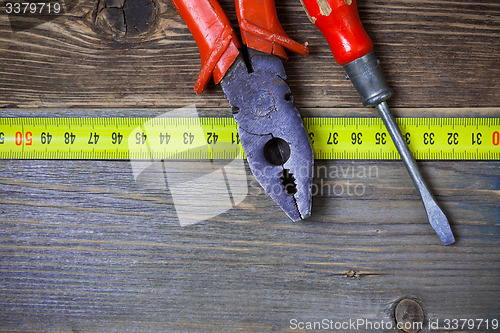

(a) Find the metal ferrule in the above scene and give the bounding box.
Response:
[343,52,393,107]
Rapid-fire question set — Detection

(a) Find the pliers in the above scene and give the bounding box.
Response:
[170,0,314,221]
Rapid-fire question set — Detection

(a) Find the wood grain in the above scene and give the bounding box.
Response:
[0,0,499,332]
[0,0,498,109]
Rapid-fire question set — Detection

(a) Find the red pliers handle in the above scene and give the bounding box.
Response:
[170,0,309,93]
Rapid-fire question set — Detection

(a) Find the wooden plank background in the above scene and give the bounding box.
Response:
[0,0,499,332]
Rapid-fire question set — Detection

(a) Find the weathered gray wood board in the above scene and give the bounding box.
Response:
[0,0,499,332]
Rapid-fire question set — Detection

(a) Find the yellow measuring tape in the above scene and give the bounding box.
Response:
[0,117,498,160]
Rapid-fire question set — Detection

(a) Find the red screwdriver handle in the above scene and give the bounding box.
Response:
[170,0,241,93]
[299,0,372,65]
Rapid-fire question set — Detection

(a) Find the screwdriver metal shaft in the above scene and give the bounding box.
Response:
[342,52,455,246]
[376,101,455,245]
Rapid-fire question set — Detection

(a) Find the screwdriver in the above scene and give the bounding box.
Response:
[299,0,455,245]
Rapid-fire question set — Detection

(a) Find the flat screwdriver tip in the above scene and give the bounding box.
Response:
[424,199,455,246]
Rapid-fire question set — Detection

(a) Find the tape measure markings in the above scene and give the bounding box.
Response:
[0,117,498,160]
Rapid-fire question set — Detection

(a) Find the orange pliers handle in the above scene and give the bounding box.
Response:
[235,0,309,60]
[170,0,308,94]
[170,0,241,94]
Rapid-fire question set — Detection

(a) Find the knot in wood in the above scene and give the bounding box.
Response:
[394,298,424,333]
[344,269,359,279]
[93,0,158,41]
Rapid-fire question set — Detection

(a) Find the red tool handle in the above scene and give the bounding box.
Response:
[299,0,372,65]
[170,0,241,93]
[235,0,309,59]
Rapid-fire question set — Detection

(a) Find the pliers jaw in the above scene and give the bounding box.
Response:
[237,128,313,221]
[221,49,313,221]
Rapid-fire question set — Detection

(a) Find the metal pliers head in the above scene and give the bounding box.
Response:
[221,49,314,221]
